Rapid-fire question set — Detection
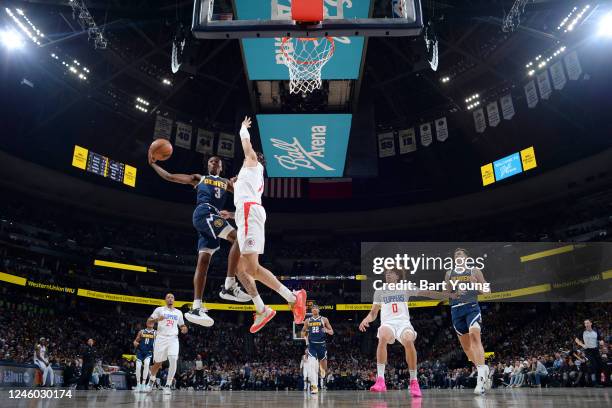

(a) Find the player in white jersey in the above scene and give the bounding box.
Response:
[33,337,54,387]
[359,269,453,398]
[146,293,187,395]
[220,116,306,333]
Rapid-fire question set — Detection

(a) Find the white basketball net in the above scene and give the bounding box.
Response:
[281,37,335,94]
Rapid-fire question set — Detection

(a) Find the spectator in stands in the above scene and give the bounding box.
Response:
[527,356,548,388]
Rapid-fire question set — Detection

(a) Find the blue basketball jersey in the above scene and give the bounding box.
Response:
[307,316,326,343]
[138,329,155,354]
[195,175,230,211]
[449,267,479,306]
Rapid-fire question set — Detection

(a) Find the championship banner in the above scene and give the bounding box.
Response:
[217,133,236,158]
[398,128,417,154]
[564,50,582,81]
[175,122,193,149]
[153,115,173,140]
[435,117,448,142]
[486,101,500,127]
[550,61,567,91]
[196,129,214,154]
[473,108,486,133]
[377,132,396,158]
[524,80,539,108]
[419,123,433,147]
[537,70,552,100]
[500,94,515,120]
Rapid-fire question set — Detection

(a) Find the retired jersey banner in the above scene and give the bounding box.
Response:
[154,115,173,140]
[474,108,486,133]
[537,71,552,100]
[420,123,433,147]
[525,80,539,108]
[435,117,448,142]
[398,128,417,154]
[486,101,501,127]
[196,129,214,154]
[175,122,193,149]
[500,94,515,120]
[377,132,396,158]
[257,114,352,177]
[564,51,582,81]
[550,61,567,90]
[217,133,235,158]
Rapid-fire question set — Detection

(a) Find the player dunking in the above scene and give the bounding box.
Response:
[301,304,333,394]
[445,248,490,394]
[149,154,251,327]
[359,269,452,398]
[132,320,156,392]
[146,293,187,395]
[222,116,306,333]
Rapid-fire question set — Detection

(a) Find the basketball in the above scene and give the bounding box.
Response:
[149,138,173,162]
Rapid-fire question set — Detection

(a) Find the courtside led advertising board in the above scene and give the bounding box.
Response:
[257,114,352,178]
[235,0,371,80]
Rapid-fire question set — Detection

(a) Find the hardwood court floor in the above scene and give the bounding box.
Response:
[2,388,611,408]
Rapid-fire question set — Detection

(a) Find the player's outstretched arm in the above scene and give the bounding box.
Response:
[471,268,488,293]
[359,304,381,332]
[148,154,201,186]
[239,116,258,167]
[415,290,455,300]
[323,317,334,335]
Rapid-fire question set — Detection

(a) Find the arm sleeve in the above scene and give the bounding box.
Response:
[240,126,250,140]
[178,311,185,326]
[373,290,382,305]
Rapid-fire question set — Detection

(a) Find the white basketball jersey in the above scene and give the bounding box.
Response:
[234,163,265,207]
[34,344,46,361]
[373,289,416,324]
[150,306,184,337]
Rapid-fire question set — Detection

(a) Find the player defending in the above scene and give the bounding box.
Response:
[133,320,156,392]
[33,337,54,387]
[359,269,452,398]
[149,154,251,328]
[301,304,333,394]
[224,116,306,333]
[146,293,187,395]
[445,248,490,394]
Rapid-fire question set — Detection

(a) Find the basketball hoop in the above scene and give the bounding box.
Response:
[281,36,335,95]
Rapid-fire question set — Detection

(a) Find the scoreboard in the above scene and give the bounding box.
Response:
[72,145,136,187]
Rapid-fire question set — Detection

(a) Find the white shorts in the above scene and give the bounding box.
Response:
[377,320,417,345]
[235,202,266,255]
[153,336,179,363]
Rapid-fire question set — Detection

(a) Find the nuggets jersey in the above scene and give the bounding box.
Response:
[196,175,230,210]
[150,306,184,337]
[234,163,264,207]
[138,329,156,353]
[448,267,479,306]
[307,316,326,343]
[373,289,417,324]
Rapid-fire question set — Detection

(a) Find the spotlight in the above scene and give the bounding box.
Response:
[598,12,612,37]
[162,78,172,86]
[0,29,25,50]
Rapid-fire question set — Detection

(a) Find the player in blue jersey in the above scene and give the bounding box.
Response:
[301,304,333,394]
[445,248,490,394]
[133,320,156,392]
[149,155,251,327]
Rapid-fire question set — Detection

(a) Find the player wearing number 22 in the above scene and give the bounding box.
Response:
[301,304,333,394]
[359,269,454,398]
[149,153,251,328]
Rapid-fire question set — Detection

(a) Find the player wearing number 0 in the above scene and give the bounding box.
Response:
[132,320,156,392]
[301,304,333,394]
[146,293,188,395]
[221,116,306,333]
[149,154,251,328]
[445,248,490,394]
[359,269,452,398]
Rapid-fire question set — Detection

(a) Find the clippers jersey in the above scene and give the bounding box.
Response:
[196,175,230,211]
[234,163,264,207]
[448,267,479,306]
[150,307,184,338]
[373,289,417,324]
[307,316,326,343]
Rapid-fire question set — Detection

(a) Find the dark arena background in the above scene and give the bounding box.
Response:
[1,1,612,407]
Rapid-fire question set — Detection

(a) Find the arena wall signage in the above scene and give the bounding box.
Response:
[235,0,371,80]
[257,114,352,177]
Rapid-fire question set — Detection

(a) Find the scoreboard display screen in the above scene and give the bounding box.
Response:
[72,145,136,187]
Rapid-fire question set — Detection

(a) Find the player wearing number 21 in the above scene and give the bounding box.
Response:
[359,268,455,398]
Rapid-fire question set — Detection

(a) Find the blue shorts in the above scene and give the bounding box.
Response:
[451,303,482,336]
[136,350,152,362]
[192,204,233,253]
[308,342,327,360]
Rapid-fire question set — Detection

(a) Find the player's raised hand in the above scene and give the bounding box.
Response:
[148,150,156,165]
[242,116,252,129]
[359,319,369,332]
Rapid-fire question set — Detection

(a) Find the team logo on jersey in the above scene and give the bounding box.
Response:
[246,238,255,247]
[214,218,224,228]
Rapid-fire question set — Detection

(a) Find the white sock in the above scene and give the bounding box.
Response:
[193,299,202,309]
[308,356,318,386]
[143,358,151,384]
[409,369,417,380]
[225,277,236,290]
[136,360,142,384]
[377,363,385,379]
[166,357,178,386]
[277,285,296,303]
[253,295,265,313]
[148,376,156,386]
[477,365,486,381]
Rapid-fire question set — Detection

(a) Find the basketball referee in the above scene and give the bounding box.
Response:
[575,319,604,387]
